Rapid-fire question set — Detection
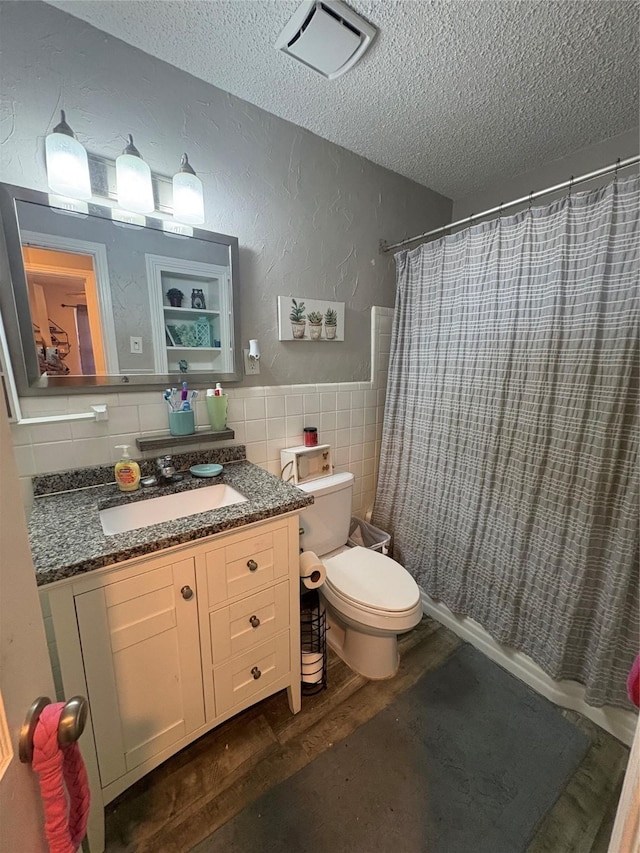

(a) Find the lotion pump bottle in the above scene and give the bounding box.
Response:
[114,445,141,492]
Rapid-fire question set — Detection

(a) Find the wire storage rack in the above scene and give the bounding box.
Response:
[300,588,327,695]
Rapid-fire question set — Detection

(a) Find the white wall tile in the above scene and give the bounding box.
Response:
[29,422,73,443]
[12,444,35,476]
[245,419,267,442]
[351,390,364,408]
[320,411,336,431]
[70,419,110,440]
[285,416,304,443]
[33,441,77,473]
[244,397,266,421]
[320,392,336,411]
[285,395,303,416]
[9,307,395,489]
[335,428,350,448]
[10,424,32,446]
[336,391,350,410]
[245,441,267,464]
[139,403,169,432]
[303,393,319,414]
[20,396,69,416]
[266,396,285,419]
[336,410,350,430]
[266,417,286,440]
[74,437,112,468]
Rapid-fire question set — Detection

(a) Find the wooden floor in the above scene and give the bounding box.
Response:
[104,618,629,853]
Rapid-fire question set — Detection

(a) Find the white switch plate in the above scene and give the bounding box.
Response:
[130,336,143,354]
[244,349,260,375]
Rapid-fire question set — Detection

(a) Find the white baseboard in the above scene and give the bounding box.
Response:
[420,590,637,747]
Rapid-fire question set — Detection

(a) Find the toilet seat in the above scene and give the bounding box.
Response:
[322,546,420,616]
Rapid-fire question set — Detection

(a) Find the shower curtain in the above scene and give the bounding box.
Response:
[372,175,639,709]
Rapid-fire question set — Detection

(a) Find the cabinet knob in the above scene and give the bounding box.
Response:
[249,615,260,629]
[180,585,194,600]
[251,666,261,680]
[299,527,305,536]
[247,559,258,572]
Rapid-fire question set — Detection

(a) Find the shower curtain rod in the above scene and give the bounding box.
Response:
[381,154,640,253]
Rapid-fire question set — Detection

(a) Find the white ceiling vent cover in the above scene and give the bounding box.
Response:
[275,1,376,80]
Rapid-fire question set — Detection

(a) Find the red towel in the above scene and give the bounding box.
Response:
[627,653,640,708]
[32,703,90,853]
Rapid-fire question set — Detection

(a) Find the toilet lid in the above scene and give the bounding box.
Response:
[323,546,420,613]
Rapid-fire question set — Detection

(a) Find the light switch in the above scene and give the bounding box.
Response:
[130,336,143,354]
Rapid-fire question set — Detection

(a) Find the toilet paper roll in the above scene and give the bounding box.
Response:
[299,550,326,590]
[301,651,324,684]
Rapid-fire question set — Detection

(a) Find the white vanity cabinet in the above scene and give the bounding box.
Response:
[41,514,301,853]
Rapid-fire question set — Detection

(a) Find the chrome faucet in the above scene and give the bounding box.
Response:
[141,455,183,487]
[156,455,177,481]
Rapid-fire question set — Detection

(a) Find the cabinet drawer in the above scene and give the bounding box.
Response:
[214,632,290,716]
[205,525,290,606]
[210,581,290,664]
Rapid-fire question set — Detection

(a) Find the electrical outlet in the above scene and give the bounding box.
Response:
[130,336,143,354]
[244,349,260,375]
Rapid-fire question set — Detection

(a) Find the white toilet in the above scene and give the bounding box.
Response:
[298,471,422,680]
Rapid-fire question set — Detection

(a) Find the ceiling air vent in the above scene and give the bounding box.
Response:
[275,0,377,80]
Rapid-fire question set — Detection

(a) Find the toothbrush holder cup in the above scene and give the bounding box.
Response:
[168,410,195,436]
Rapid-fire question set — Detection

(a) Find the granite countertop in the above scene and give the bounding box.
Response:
[29,459,312,586]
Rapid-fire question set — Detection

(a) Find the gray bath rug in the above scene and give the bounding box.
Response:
[193,644,590,853]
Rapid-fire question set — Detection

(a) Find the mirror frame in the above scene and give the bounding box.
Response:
[0,182,242,395]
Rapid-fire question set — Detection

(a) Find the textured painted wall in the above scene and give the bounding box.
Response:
[0,1,451,387]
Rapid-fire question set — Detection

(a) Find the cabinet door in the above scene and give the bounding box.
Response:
[75,556,204,788]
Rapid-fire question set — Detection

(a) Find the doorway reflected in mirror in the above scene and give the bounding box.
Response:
[23,246,108,377]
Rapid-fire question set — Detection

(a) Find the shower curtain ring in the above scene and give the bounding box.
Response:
[568,176,574,198]
[498,201,503,220]
[528,191,533,212]
[614,157,621,183]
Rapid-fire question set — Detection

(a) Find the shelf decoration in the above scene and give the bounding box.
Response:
[277,296,345,342]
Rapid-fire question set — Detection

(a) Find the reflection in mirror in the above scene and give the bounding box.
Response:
[23,245,106,376]
[0,183,241,395]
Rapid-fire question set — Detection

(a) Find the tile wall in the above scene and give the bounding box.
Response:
[11,308,394,518]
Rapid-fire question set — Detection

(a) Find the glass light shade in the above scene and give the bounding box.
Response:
[116,152,154,214]
[45,132,91,200]
[172,170,205,225]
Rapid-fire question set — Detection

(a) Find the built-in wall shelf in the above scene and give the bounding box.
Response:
[136,428,235,452]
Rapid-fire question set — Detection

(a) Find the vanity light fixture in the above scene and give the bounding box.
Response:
[116,134,154,214]
[172,153,205,225]
[45,110,92,200]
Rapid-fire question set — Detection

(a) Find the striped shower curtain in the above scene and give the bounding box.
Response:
[372,175,639,709]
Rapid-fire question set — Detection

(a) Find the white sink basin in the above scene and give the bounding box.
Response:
[99,483,248,535]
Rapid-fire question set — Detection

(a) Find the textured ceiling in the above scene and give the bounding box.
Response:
[47,0,638,200]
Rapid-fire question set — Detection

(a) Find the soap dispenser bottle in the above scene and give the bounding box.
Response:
[114,445,141,492]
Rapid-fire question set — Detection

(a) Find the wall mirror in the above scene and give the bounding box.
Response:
[0,183,241,395]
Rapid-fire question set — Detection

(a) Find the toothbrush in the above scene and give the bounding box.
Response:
[181,381,188,401]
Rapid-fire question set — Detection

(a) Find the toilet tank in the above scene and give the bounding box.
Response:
[297,472,354,556]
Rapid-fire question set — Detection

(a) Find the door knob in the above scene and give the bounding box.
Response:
[181,585,194,600]
[19,695,88,764]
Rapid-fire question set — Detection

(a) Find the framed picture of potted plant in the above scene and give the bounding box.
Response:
[277,296,345,341]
